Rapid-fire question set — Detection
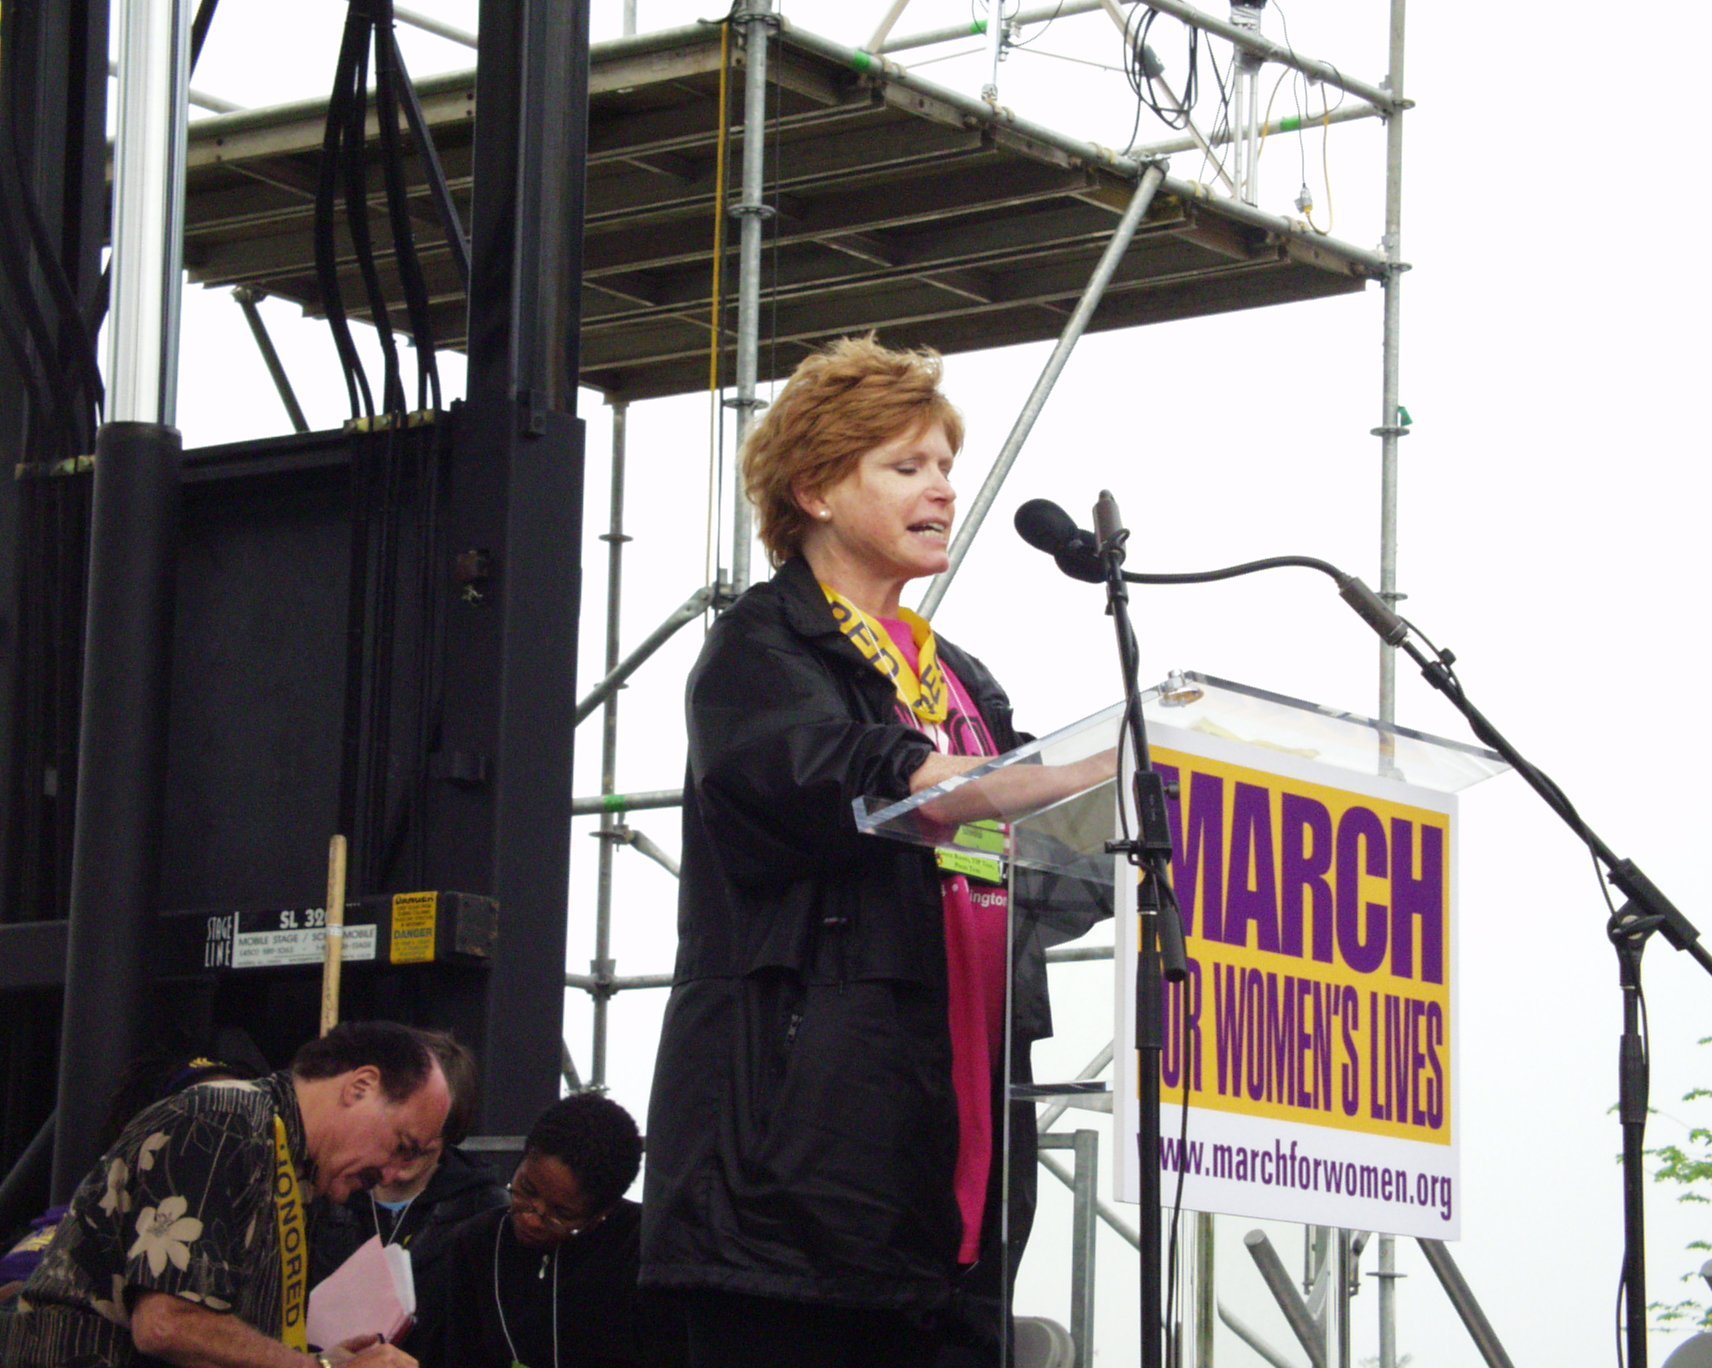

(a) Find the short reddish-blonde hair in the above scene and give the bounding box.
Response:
[743,335,964,567]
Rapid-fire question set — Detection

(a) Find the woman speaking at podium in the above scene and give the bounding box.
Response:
[641,336,1107,1367]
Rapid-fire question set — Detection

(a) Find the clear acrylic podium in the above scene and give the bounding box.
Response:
[852,670,1506,1366]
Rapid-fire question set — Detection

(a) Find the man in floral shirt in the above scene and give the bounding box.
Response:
[0,1021,449,1367]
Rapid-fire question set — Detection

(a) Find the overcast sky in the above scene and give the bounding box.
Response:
[162,2,1712,1363]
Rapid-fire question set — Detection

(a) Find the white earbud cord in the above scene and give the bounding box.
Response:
[371,1190,420,1247]
[493,1215,561,1368]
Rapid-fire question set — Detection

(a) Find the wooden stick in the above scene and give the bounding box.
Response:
[320,835,348,1037]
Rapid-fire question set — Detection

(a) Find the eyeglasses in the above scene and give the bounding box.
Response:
[506,1178,599,1236]
[393,1131,437,1165]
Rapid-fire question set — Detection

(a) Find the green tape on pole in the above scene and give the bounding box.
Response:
[971,19,988,35]
[852,49,873,72]
[1279,115,1302,133]
[604,794,626,814]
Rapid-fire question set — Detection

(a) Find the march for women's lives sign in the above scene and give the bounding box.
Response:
[1115,722,1459,1240]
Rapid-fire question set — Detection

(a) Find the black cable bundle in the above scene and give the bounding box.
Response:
[0,0,114,921]
[0,7,102,464]
[312,2,460,888]
[312,0,444,423]
[1124,6,1200,132]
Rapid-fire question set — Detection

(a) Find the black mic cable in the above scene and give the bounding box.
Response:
[1013,498,1407,647]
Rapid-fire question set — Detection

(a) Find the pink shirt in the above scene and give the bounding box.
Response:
[882,620,1008,1264]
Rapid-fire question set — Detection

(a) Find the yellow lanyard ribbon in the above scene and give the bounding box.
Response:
[821,585,948,725]
[272,1115,309,1350]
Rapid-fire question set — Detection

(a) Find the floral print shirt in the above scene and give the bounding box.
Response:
[0,1071,312,1367]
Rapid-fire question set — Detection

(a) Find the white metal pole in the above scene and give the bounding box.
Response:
[1228,2,1265,204]
[394,5,477,48]
[1377,0,1408,728]
[982,0,1006,101]
[730,0,774,594]
[108,0,192,426]
[867,0,916,53]
[916,163,1168,618]
[1195,1212,1216,1367]
[591,401,629,1088]
[1141,0,1398,113]
[1376,1,1409,1356]
[887,0,1112,54]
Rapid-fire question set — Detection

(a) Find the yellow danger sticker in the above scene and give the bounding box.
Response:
[390,892,439,965]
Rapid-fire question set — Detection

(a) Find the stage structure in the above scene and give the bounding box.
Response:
[0,0,595,1206]
[0,1,1519,1364]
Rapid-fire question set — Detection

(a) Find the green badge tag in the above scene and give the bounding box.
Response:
[953,820,1007,854]
[936,849,1005,884]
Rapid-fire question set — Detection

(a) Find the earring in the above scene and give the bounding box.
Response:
[817,509,831,521]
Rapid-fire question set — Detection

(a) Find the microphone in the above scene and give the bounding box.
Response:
[1334,573,1408,646]
[1093,489,1126,564]
[1014,499,1103,583]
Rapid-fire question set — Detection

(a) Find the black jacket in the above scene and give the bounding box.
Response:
[441,1202,682,1368]
[640,558,1066,1315]
[310,1146,508,1366]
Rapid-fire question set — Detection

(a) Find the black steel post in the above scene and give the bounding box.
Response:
[0,0,110,1194]
[1614,918,1650,1368]
[467,0,588,410]
[50,421,182,1198]
[1092,490,1185,1368]
[1135,877,1165,1367]
[458,0,590,1131]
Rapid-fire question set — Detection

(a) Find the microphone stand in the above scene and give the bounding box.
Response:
[1392,632,1711,1368]
[1018,511,1702,1363]
[1093,497,1188,1368]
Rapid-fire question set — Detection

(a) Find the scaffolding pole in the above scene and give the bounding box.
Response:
[1037,1131,1100,1368]
[590,400,630,1089]
[1246,1230,1328,1368]
[574,586,715,726]
[1126,0,1399,114]
[1417,1241,1515,1368]
[1375,2,1409,1347]
[1376,0,1408,729]
[728,0,774,595]
[571,788,682,818]
[916,162,1166,618]
[1194,1213,1215,1368]
[231,287,308,433]
[867,0,917,54]
[882,0,1111,54]
[1129,99,1380,164]
[394,5,477,48]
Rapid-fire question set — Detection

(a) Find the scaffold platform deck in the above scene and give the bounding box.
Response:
[178,20,1377,401]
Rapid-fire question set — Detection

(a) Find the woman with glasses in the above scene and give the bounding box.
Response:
[441,1092,677,1367]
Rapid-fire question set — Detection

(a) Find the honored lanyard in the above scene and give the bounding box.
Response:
[272,1115,309,1350]
[820,584,948,725]
[494,1216,558,1368]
